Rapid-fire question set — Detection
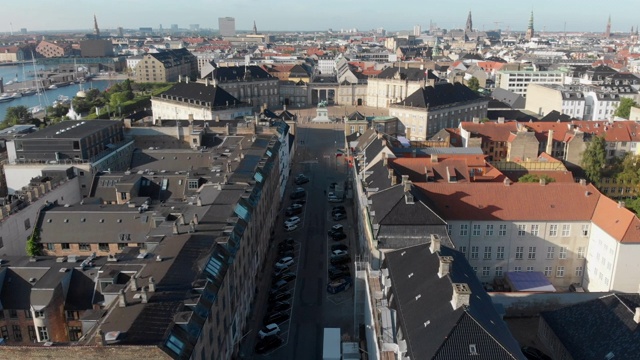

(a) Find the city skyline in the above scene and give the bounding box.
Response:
[3,0,640,34]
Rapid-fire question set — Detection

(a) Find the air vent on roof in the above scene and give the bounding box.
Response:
[59,267,68,273]
[56,257,66,263]
[67,255,77,263]
[29,277,37,283]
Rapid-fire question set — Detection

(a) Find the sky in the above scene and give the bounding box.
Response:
[2,0,639,34]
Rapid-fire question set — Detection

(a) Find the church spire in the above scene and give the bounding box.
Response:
[465,11,473,33]
[253,20,257,35]
[525,11,534,41]
[93,14,100,37]
[605,15,611,38]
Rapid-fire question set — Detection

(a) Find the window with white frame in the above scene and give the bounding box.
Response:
[528,246,536,260]
[575,266,584,277]
[472,224,481,236]
[459,246,467,256]
[496,246,505,260]
[482,267,490,276]
[446,224,452,235]
[581,224,589,237]
[544,266,553,277]
[486,224,494,236]
[515,246,524,260]
[517,224,526,236]
[499,224,507,236]
[484,246,492,260]
[460,224,468,236]
[549,224,558,237]
[514,266,522,272]
[577,247,585,259]
[562,224,571,237]
[530,224,539,236]
[471,246,479,259]
[495,266,503,276]
[556,266,565,277]
[559,247,567,259]
[547,246,555,259]
[526,266,534,272]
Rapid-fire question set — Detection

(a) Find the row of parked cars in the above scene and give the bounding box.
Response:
[326,206,352,294]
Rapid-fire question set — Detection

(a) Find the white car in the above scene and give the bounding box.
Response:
[332,249,348,257]
[331,224,344,232]
[284,224,298,232]
[275,257,294,269]
[259,323,281,338]
[284,216,301,226]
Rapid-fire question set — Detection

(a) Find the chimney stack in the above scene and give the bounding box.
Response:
[382,152,388,166]
[618,201,626,209]
[634,307,640,324]
[172,222,180,235]
[431,153,438,163]
[148,277,156,292]
[546,129,554,154]
[429,234,441,254]
[497,117,505,124]
[503,178,512,186]
[579,179,587,186]
[390,169,397,185]
[539,177,546,186]
[472,117,480,124]
[438,255,453,278]
[377,132,383,140]
[141,288,148,304]
[193,214,199,225]
[118,289,127,307]
[401,175,410,190]
[129,276,138,291]
[451,283,472,310]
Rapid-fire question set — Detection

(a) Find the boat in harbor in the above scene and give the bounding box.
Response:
[0,93,13,103]
[20,88,36,96]
[48,84,58,90]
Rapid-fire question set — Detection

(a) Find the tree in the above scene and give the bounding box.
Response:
[467,76,480,91]
[26,228,42,256]
[518,174,556,183]
[615,153,640,191]
[581,135,606,185]
[4,105,29,123]
[614,98,638,119]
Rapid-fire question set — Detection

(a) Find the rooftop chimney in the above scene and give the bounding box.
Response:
[148,277,156,292]
[472,117,480,124]
[193,214,199,225]
[118,289,127,307]
[618,201,626,209]
[178,75,183,83]
[402,175,411,192]
[635,307,640,324]
[497,117,505,124]
[129,276,138,292]
[382,152,388,166]
[438,255,453,278]
[431,154,438,163]
[141,288,148,304]
[546,129,554,154]
[390,168,397,185]
[205,78,210,86]
[429,234,441,254]
[377,132,383,140]
[172,222,180,235]
[451,283,472,310]
[579,179,587,186]
[503,178,512,186]
[539,177,546,186]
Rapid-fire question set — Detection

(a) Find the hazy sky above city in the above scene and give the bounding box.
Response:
[4,1,639,33]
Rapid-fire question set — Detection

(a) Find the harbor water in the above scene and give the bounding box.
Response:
[0,64,117,122]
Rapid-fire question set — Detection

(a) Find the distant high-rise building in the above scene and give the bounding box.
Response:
[413,25,422,36]
[605,15,611,38]
[93,14,100,37]
[525,11,534,41]
[20,28,27,34]
[171,24,178,33]
[189,24,199,31]
[465,11,473,32]
[219,17,236,37]
[159,24,163,32]
[117,27,123,37]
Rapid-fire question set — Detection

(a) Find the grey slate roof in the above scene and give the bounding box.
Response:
[159,81,243,108]
[540,293,640,360]
[19,120,119,140]
[212,65,274,81]
[491,88,526,109]
[397,83,483,109]
[375,66,440,81]
[384,244,525,360]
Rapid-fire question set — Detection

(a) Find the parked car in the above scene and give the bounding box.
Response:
[332,205,345,212]
[521,346,552,360]
[294,175,309,185]
[255,335,283,354]
[331,232,347,241]
[331,249,348,257]
[331,208,345,216]
[267,301,291,312]
[330,264,349,272]
[327,192,343,203]
[284,216,301,226]
[293,199,306,206]
[258,323,281,339]
[289,188,306,199]
[332,213,347,221]
[280,238,295,246]
[278,250,294,258]
[273,267,290,277]
[330,254,351,265]
[328,268,351,280]
[327,228,343,237]
[278,243,294,252]
[271,279,289,292]
[285,207,302,216]
[331,244,348,252]
[284,224,298,232]
[262,311,290,325]
[274,272,297,283]
[331,224,344,232]
[327,277,352,294]
[274,257,294,269]
[269,290,291,302]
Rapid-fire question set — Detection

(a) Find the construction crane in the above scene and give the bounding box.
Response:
[493,21,503,31]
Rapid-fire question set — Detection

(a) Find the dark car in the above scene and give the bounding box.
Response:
[332,205,345,212]
[255,335,283,354]
[330,254,351,265]
[271,279,290,292]
[331,232,347,241]
[332,213,347,221]
[293,200,306,206]
[280,238,295,246]
[521,346,552,360]
[294,176,309,185]
[327,277,351,294]
[328,268,351,280]
[278,250,294,258]
[269,290,291,302]
[267,301,292,312]
[289,189,306,200]
[285,207,302,216]
[331,209,345,216]
[330,264,349,272]
[263,311,290,325]
[331,244,348,252]
[278,242,294,251]
[328,227,344,237]
[273,272,297,283]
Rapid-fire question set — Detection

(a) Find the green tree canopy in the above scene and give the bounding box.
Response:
[467,76,480,91]
[581,135,606,185]
[4,105,29,123]
[518,174,556,183]
[615,153,640,191]
[614,98,638,119]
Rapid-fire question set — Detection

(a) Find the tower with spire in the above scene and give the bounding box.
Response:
[253,21,257,35]
[465,11,473,33]
[93,14,100,38]
[605,15,611,38]
[525,11,534,41]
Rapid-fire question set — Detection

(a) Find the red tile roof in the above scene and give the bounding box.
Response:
[460,122,519,142]
[592,196,640,243]
[390,155,505,183]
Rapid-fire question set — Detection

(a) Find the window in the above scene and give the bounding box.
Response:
[459,246,467,256]
[485,224,494,236]
[581,224,589,237]
[118,243,126,250]
[484,246,492,260]
[37,326,49,341]
[559,247,567,259]
[69,326,82,341]
[495,266,503,276]
[459,224,468,236]
[472,267,478,274]
[577,247,585,259]
[1,326,8,339]
[472,224,481,236]
[446,224,452,235]
[27,326,36,342]
[530,224,539,236]
[547,246,555,259]
[526,266,534,272]
[188,179,199,190]
[24,218,31,231]
[8,309,17,319]
[482,267,490,276]
[34,311,44,318]
[514,266,522,272]
[46,243,55,251]
[544,266,553,277]
[78,243,90,251]
[528,247,536,260]
[61,243,70,251]
[12,325,22,341]
[66,311,79,320]
[98,243,109,252]
[562,224,571,237]
[24,310,32,319]
[470,246,479,260]
[517,224,526,236]
[515,246,524,260]
[575,266,584,277]
[496,246,505,260]
[556,266,565,277]
[549,224,558,237]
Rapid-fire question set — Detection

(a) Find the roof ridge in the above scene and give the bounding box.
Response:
[462,312,521,359]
